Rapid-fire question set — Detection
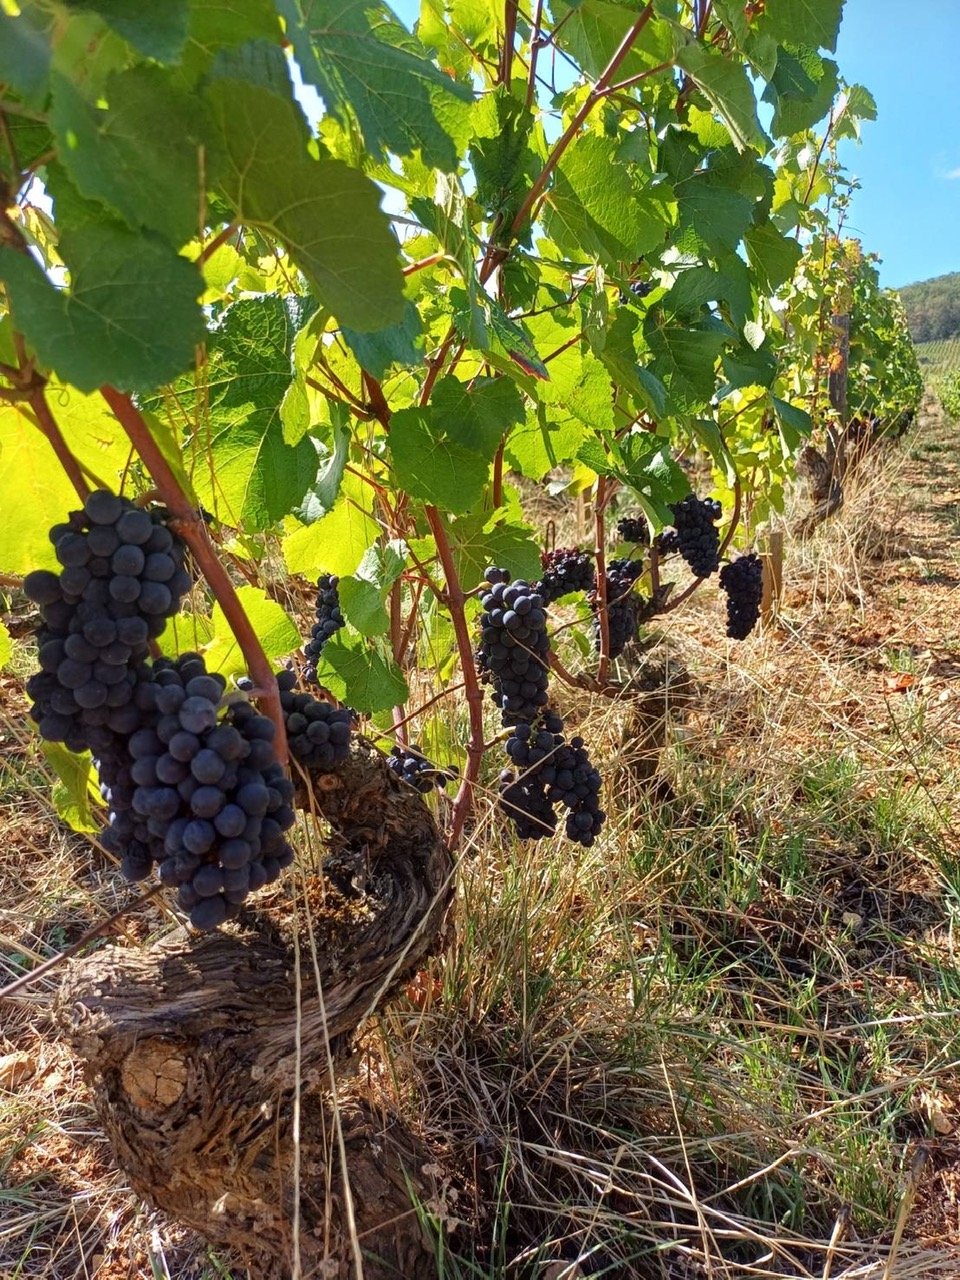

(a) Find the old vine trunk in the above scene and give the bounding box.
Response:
[56,742,455,1278]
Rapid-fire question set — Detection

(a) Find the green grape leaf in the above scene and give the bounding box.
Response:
[0,620,12,671]
[758,0,844,53]
[744,221,802,292]
[644,315,730,410]
[41,743,100,834]
[62,0,190,62]
[504,408,586,482]
[675,43,767,153]
[545,135,675,268]
[49,67,204,246]
[341,301,424,380]
[690,418,737,486]
[772,396,812,451]
[721,338,777,390]
[0,10,51,107]
[297,419,351,519]
[282,473,381,578]
[314,633,408,713]
[156,612,215,659]
[430,376,525,456]
[278,0,473,172]
[674,173,755,256]
[446,512,542,587]
[189,298,320,530]
[762,46,838,135]
[0,224,204,394]
[390,408,489,513]
[549,0,674,82]
[597,309,670,419]
[0,384,137,576]
[206,44,404,331]
[470,88,543,230]
[338,541,406,637]
[206,586,301,678]
[483,302,550,382]
[579,436,688,525]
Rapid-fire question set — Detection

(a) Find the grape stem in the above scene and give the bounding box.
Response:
[424,505,485,847]
[100,387,289,766]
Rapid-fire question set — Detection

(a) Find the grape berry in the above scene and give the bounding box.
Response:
[24,490,190,754]
[616,517,648,545]
[386,744,457,793]
[277,668,352,771]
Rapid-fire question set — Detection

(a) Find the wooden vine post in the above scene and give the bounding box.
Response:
[760,530,784,626]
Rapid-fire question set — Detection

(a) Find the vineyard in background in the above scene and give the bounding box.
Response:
[915,337,960,379]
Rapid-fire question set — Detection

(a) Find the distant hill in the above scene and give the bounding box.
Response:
[897,272,960,343]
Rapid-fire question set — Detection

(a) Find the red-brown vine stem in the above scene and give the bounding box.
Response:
[195,222,239,267]
[100,386,289,766]
[525,0,545,107]
[423,505,485,847]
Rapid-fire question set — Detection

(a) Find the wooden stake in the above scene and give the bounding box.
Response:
[760,530,784,625]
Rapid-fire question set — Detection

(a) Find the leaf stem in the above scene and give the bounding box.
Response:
[196,222,239,266]
[525,0,545,107]
[101,387,288,765]
[424,505,485,847]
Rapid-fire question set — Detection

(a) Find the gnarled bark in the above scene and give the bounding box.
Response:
[56,741,455,1278]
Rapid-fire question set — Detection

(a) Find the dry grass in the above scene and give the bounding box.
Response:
[1,399,959,1277]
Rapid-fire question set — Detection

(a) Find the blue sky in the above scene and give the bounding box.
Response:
[381,0,957,288]
[835,0,960,287]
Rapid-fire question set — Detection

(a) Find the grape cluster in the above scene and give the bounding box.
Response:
[591,557,645,658]
[303,573,344,683]
[386,744,457,794]
[719,554,764,640]
[23,490,190,753]
[537,548,595,604]
[276,669,352,771]
[127,654,296,931]
[477,568,550,726]
[616,516,648,545]
[503,720,604,846]
[658,495,723,578]
[619,280,653,304]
